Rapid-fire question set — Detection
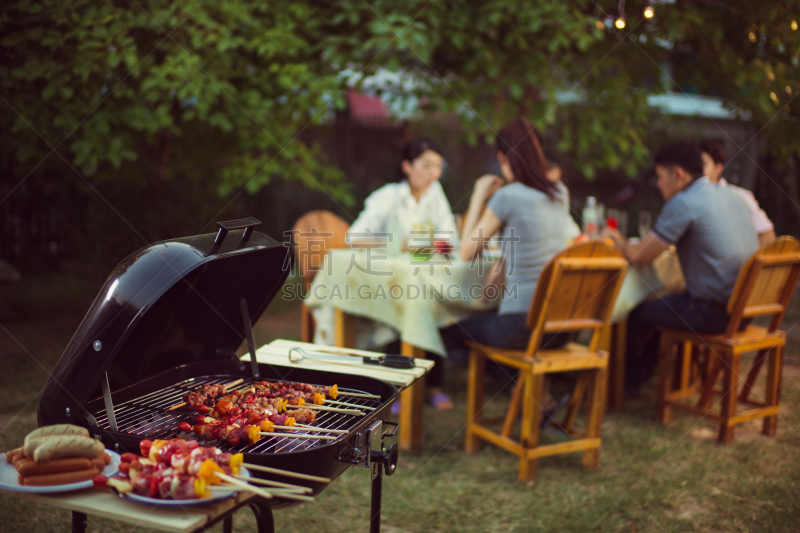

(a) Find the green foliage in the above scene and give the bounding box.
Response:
[0,0,351,198]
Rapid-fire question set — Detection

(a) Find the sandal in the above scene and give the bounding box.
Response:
[429,392,454,411]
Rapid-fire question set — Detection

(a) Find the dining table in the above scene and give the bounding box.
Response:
[304,247,499,452]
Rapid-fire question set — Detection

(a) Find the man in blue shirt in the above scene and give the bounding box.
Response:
[603,142,759,394]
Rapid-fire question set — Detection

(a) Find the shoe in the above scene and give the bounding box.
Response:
[429,392,454,411]
[540,394,570,429]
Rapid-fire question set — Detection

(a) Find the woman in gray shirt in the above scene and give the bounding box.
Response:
[443,117,576,397]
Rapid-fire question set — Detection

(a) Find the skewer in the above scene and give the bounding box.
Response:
[337,392,381,399]
[259,489,315,502]
[235,476,312,493]
[302,405,365,416]
[168,379,244,410]
[233,387,369,414]
[211,472,273,499]
[209,485,315,502]
[293,424,348,434]
[259,432,338,441]
[323,399,375,410]
[240,463,331,483]
[269,424,348,434]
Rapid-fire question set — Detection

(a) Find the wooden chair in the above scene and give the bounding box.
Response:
[656,236,800,444]
[291,210,350,343]
[465,241,628,481]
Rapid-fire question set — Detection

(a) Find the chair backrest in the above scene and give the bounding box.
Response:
[292,210,350,291]
[525,240,628,355]
[724,236,800,336]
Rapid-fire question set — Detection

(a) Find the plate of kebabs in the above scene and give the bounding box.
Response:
[93,437,320,505]
[1,424,120,493]
[93,438,270,507]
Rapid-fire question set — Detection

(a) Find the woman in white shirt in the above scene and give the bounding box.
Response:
[348,138,457,250]
[348,137,457,410]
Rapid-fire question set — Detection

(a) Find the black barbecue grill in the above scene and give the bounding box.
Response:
[37,218,401,533]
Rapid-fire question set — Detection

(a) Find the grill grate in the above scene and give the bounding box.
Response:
[90,375,381,453]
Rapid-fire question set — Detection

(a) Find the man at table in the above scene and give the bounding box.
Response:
[602,141,759,395]
[700,140,776,247]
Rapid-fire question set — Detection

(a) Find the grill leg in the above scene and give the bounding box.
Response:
[249,498,275,533]
[370,466,383,533]
[72,511,88,533]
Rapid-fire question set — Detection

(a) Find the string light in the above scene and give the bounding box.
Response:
[615,0,626,29]
[792,20,798,31]
[643,1,654,19]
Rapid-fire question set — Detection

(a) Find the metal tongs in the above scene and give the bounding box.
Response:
[288,347,416,369]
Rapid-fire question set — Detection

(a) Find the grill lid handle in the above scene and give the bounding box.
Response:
[207,217,262,256]
[240,297,260,379]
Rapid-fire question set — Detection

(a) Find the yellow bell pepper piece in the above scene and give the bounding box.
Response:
[194,477,210,498]
[279,398,287,412]
[313,392,325,405]
[285,417,296,427]
[261,420,274,432]
[230,453,244,476]
[329,384,338,399]
[296,397,305,407]
[247,425,260,444]
[198,459,225,485]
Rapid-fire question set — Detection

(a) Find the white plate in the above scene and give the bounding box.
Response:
[120,466,250,507]
[0,450,120,494]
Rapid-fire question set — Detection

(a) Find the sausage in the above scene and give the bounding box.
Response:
[91,457,106,471]
[101,452,111,465]
[16,457,93,477]
[24,425,89,445]
[29,435,104,463]
[5,448,21,463]
[23,437,48,459]
[22,467,100,486]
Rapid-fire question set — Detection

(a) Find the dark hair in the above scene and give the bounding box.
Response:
[495,117,557,199]
[654,141,704,180]
[700,140,725,165]
[396,137,443,181]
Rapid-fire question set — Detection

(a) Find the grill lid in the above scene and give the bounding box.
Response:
[38,218,293,426]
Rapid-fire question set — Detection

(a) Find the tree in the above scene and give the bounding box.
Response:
[0,0,352,202]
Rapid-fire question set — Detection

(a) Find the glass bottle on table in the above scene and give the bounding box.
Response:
[582,196,599,238]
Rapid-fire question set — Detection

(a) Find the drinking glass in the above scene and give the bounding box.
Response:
[597,203,606,232]
[617,211,628,237]
[638,211,652,239]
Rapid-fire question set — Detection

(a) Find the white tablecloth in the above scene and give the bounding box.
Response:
[305,249,498,355]
[610,248,685,323]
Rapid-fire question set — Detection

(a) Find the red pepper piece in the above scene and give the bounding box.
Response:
[139,439,153,457]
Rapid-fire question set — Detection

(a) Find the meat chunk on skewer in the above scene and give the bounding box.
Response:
[182,384,227,409]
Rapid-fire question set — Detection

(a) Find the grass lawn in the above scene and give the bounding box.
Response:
[1,273,800,532]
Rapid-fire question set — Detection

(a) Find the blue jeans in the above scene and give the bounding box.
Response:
[441,313,573,383]
[625,291,739,391]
